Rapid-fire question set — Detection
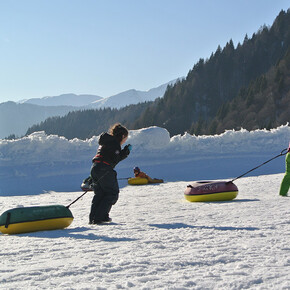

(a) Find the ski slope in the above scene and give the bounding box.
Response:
[0,174,289,289]
[0,125,289,289]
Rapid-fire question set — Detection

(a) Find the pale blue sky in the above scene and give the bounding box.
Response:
[0,0,289,103]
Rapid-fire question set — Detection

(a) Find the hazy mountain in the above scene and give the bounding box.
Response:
[88,79,178,109]
[0,80,176,139]
[0,102,78,139]
[18,93,102,107]
[17,80,177,109]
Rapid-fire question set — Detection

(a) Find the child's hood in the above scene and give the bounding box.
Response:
[99,133,116,145]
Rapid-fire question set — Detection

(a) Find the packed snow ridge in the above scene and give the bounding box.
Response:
[0,125,289,195]
[1,125,289,162]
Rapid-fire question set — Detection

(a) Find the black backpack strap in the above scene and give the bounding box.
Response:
[5,212,11,228]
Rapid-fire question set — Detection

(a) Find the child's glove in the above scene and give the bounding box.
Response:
[124,144,132,155]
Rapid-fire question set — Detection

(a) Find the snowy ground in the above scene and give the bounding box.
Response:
[0,173,289,289]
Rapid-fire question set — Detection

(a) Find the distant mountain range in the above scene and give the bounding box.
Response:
[0,102,77,139]
[18,94,102,107]
[0,79,177,139]
[88,80,177,109]
[18,80,177,109]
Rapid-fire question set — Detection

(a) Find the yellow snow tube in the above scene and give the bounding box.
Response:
[185,191,238,202]
[128,177,149,185]
[0,217,73,235]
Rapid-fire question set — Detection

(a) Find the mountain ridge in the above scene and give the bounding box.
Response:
[0,80,176,139]
[18,93,102,107]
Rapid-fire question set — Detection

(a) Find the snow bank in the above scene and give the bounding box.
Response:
[128,126,170,151]
[1,125,288,162]
[169,125,290,154]
[0,125,289,195]
[0,131,98,163]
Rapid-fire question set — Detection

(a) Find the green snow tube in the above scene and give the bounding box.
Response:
[0,205,74,235]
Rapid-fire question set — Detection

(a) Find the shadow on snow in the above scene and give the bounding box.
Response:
[149,222,259,231]
[16,226,138,242]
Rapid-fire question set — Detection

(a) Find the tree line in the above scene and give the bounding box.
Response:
[26,103,151,139]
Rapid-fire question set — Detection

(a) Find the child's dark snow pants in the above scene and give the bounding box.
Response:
[89,162,119,223]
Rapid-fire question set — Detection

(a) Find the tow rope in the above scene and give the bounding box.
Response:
[228,148,287,183]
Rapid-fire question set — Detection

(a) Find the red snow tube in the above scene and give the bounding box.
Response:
[184,181,238,202]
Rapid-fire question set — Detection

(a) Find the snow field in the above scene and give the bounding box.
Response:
[0,173,289,289]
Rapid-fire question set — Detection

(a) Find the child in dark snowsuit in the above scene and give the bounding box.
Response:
[89,123,131,224]
[279,143,290,197]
